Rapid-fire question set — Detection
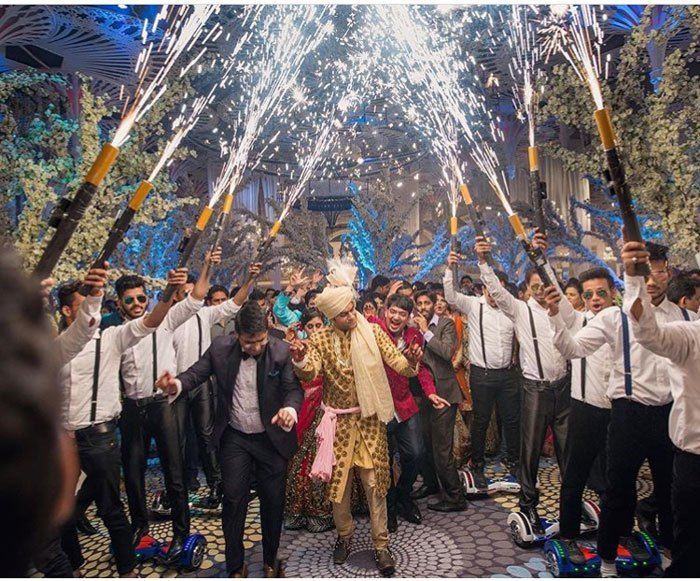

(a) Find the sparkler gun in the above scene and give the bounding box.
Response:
[77,180,153,297]
[249,220,282,281]
[34,144,120,278]
[594,108,650,276]
[207,193,234,261]
[528,147,547,235]
[508,212,554,288]
[459,184,494,268]
[160,206,214,303]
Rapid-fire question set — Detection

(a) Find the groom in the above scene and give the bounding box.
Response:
[157,301,303,577]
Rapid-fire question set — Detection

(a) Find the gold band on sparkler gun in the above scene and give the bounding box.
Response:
[593,108,650,276]
[78,179,153,296]
[34,143,121,278]
[508,213,554,287]
[160,205,215,303]
[459,184,494,268]
[209,193,235,258]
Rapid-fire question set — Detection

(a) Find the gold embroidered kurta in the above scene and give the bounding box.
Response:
[294,323,417,502]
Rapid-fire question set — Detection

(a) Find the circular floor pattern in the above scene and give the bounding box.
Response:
[68,458,661,578]
[282,520,465,578]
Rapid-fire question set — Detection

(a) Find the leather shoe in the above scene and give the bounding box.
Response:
[76,512,98,536]
[132,525,149,548]
[427,498,468,513]
[333,535,352,565]
[560,538,586,566]
[230,563,248,578]
[164,536,185,564]
[410,484,438,500]
[263,559,285,578]
[375,548,395,577]
[399,500,422,524]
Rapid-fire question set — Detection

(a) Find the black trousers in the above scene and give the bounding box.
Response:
[519,375,571,509]
[416,395,439,490]
[387,412,424,509]
[559,399,610,538]
[120,398,190,539]
[75,425,135,575]
[665,449,700,577]
[33,526,77,577]
[175,383,221,493]
[220,427,287,574]
[597,399,674,561]
[430,403,463,503]
[470,366,520,467]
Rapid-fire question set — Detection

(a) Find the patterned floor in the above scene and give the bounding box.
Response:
[73,458,659,578]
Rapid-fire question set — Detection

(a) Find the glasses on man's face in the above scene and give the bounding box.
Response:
[582,289,609,300]
[123,295,147,306]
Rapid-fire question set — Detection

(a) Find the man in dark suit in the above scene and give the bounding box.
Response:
[413,290,468,512]
[157,301,303,578]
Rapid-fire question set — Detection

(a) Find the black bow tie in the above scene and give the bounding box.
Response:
[241,351,261,362]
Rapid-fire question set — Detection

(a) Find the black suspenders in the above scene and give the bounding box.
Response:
[580,318,588,400]
[90,335,102,424]
[152,332,158,393]
[479,303,488,368]
[527,305,545,380]
[196,314,203,358]
[620,308,633,396]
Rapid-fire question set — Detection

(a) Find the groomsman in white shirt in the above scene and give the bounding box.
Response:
[475,235,570,534]
[621,241,700,577]
[118,250,224,560]
[544,242,695,576]
[541,266,616,564]
[444,252,519,489]
[57,266,188,577]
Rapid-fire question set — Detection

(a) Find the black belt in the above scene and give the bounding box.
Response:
[126,394,167,408]
[470,364,515,374]
[75,418,118,438]
[522,375,568,389]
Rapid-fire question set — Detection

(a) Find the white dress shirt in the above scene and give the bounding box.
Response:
[120,295,204,400]
[479,263,567,382]
[624,274,700,454]
[55,294,102,367]
[230,356,265,433]
[60,317,154,431]
[172,298,242,374]
[549,279,693,406]
[443,268,514,369]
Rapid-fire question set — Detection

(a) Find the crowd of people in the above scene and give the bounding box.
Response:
[2,231,700,578]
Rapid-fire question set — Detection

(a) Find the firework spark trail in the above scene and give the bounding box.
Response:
[112,4,218,148]
[373,5,476,216]
[506,5,541,148]
[278,90,360,223]
[145,8,260,184]
[210,5,336,209]
[541,4,607,110]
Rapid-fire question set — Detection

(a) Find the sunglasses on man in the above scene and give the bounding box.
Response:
[123,295,147,305]
[582,289,609,300]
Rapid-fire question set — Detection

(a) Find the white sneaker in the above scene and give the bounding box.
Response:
[600,560,618,578]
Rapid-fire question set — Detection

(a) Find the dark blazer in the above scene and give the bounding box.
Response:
[177,334,303,460]
[421,315,463,404]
